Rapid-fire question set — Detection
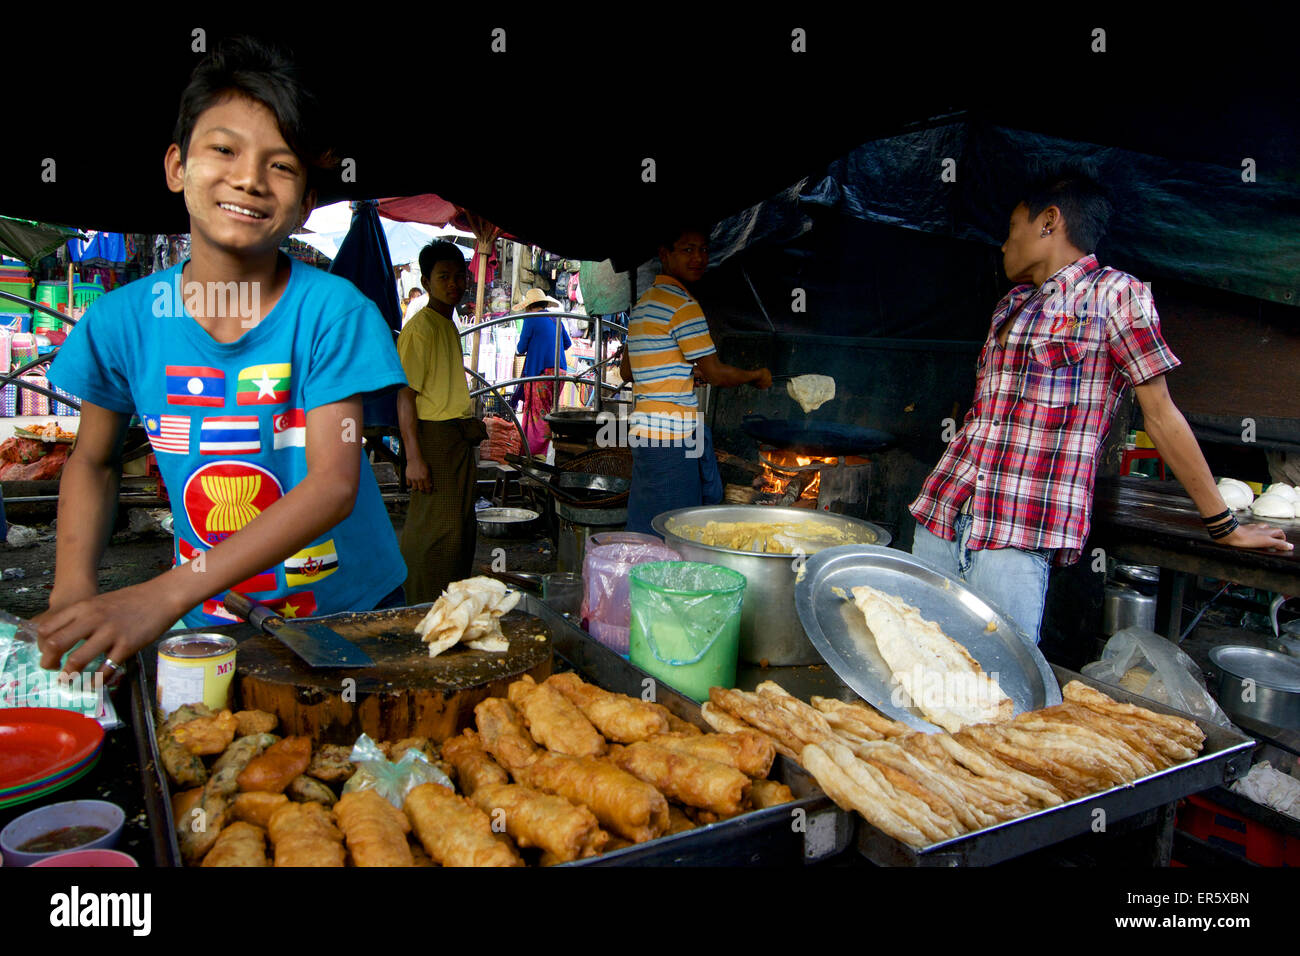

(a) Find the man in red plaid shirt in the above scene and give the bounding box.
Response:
[910,166,1290,643]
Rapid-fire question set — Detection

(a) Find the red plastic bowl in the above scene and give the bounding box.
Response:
[31,849,137,867]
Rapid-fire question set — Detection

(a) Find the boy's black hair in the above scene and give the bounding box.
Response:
[657,223,712,253]
[418,241,468,279]
[1018,163,1113,254]
[172,36,336,191]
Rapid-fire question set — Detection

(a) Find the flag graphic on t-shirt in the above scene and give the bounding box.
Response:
[166,366,224,406]
[202,598,241,623]
[177,538,274,592]
[284,540,338,587]
[200,416,260,455]
[236,363,291,405]
[272,408,306,449]
[144,414,189,454]
[264,592,317,618]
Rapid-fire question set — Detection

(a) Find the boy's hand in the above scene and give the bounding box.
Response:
[36,579,182,680]
[406,457,432,493]
[1219,524,1294,553]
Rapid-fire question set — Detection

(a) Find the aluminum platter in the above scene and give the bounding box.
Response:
[795,545,1060,732]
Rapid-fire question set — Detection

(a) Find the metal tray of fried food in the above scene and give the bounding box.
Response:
[852,665,1256,867]
[796,545,1060,732]
[525,594,854,866]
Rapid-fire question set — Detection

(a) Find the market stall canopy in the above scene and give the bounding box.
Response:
[0,218,84,267]
[0,17,1293,273]
[294,201,470,263]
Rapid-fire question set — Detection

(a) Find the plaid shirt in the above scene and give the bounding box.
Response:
[909,255,1181,566]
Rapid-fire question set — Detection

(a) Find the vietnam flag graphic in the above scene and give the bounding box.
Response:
[263,592,317,618]
[273,408,307,450]
[284,540,338,587]
[236,363,291,405]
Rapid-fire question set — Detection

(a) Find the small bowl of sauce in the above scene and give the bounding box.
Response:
[0,800,125,867]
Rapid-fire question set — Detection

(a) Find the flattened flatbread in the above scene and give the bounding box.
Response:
[787,374,835,413]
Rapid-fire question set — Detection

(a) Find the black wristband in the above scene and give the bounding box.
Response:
[1208,516,1239,540]
[1201,509,1232,526]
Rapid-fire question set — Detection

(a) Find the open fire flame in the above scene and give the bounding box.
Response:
[757,450,835,500]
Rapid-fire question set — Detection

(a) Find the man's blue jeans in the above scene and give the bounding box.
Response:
[911,515,1051,644]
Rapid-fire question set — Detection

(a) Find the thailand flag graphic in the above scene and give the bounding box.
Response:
[144,414,190,454]
[200,416,261,455]
[272,408,307,450]
[166,366,224,406]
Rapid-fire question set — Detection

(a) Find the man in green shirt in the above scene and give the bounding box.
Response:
[397,242,488,603]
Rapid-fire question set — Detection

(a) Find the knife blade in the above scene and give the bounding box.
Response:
[223,592,375,668]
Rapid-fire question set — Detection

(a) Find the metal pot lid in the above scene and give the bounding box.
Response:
[477,507,539,523]
[1209,645,1300,692]
[795,545,1060,732]
[1114,564,1160,583]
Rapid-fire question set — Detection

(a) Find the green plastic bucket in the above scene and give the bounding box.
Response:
[628,561,746,703]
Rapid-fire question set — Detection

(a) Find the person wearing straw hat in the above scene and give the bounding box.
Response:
[512,288,570,455]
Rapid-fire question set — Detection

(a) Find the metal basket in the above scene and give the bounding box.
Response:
[558,446,632,508]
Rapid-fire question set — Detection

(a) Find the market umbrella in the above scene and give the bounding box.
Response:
[328,201,401,427]
[0,217,83,268]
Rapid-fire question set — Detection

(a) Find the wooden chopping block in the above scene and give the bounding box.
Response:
[236,606,552,745]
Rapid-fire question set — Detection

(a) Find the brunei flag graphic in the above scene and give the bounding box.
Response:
[284,539,338,587]
[236,363,291,405]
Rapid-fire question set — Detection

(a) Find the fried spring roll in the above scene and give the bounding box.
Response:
[232,791,291,829]
[335,790,413,867]
[508,675,606,757]
[441,730,510,797]
[666,805,697,835]
[469,783,608,862]
[750,777,796,808]
[544,672,670,743]
[645,730,776,778]
[404,783,522,867]
[237,735,312,794]
[267,801,345,867]
[610,742,750,816]
[201,821,269,867]
[518,753,669,843]
[474,697,541,773]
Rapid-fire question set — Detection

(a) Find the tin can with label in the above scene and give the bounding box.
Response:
[156,634,237,717]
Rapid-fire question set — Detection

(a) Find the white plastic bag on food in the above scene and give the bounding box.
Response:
[1081,626,1233,727]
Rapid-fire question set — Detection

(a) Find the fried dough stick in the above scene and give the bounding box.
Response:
[201,821,269,867]
[470,783,608,861]
[508,675,607,757]
[441,730,510,797]
[404,783,522,867]
[801,743,929,848]
[707,688,818,759]
[545,672,670,742]
[268,801,345,867]
[645,730,776,778]
[611,742,751,816]
[518,753,669,843]
[335,790,413,867]
[811,696,912,739]
[474,697,541,773]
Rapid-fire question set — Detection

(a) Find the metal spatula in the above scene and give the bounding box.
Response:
[223,592,375,668]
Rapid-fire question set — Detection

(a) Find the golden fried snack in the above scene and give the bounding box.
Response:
[335,790,413,867]
[201,822,269,867]
[518,753,669,843]
[173,710,239,755]
[801,742,929,848]
[390,737,435,763]
[233,710,278,736]
[646,730,776,778]
[403,783,522,867]
[707,688,807,760]
[306,744,355,784]
[544,672,670,743]
[267,801,345,867]
[232,791,291,829]
[474,697,541,773]
[1063,681,1205,745]
[161,703,212,732]
[206,734,277,798]
[158,725,208,788]
[750,778,796,808]
[508,675,606,757]
[179,791,230,865]
[610,742,750,816]
[700,701,762,737]
[470,783,608,862]
[811,696,912,738]
[409,843,438,867]
[238,736,312,794]
[666,805,697,834]
[287,775,337,807]
[172,787,203,828]
[656,705,704,737]
[440,730,510,797]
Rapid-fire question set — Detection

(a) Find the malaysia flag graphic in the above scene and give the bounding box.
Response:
[144,414,190,454]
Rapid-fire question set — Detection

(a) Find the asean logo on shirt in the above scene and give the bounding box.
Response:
[182,460,284,546]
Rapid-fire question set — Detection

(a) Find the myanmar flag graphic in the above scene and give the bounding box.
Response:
[284,540,338,587]
[236,363,291,405]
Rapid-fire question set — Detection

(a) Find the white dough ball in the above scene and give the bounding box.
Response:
[1251,494,1296,519]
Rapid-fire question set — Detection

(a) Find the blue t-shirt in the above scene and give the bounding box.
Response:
[48,258,409,627]
[516,314,571,377]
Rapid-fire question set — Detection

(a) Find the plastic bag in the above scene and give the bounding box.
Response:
[341,733,453,808]
[582,541,681,629]
[1081,626,1233,728]
[0,611,122,730]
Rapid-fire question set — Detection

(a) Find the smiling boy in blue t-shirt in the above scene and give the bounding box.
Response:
[39,37,408,680]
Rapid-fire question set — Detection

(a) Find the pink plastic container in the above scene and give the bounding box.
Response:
[32,849,137,867]
[582,540,680,654]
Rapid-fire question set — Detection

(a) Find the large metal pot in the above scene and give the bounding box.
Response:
[652,504,891,666]
[476,507,540,539]
[1209,645,1300,730]
[1102,584,1157,635]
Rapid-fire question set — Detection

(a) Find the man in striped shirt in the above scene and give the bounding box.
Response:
[909,167,1290,643]
[620,227,772,533]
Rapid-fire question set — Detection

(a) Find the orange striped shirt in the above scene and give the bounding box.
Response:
[627,275,716,441]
